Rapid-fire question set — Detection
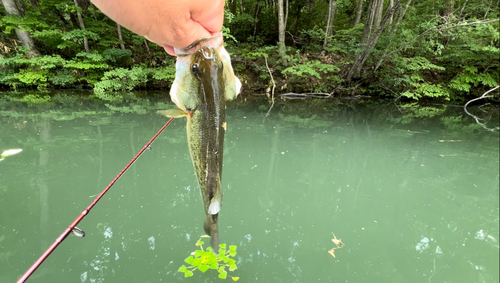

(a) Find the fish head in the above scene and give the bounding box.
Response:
[190,46,224,90]
[169,33,241,111]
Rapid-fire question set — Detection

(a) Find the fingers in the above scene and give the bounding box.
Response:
[91,0,225,56]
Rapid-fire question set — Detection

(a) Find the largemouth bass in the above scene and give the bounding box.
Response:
[159,33,241,254]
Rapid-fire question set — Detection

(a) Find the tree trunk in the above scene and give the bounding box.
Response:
[388,0,394,25]
[1,0,40,58]
[323,0,337,48]
[373,0,384,29]
[117,23,125,50]
[375,0,413,71]
[354,0,364,26]
[347,0,403,82]
[277,0,286,60]
[391,0,412,34]
[252,0,262,38]
[284,0,289,30]
[360,0,376,44]
[73,0,90,53]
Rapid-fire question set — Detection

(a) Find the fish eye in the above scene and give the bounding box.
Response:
[192,63,200,76]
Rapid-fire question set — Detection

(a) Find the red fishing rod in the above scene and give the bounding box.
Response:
[17,117,175,283]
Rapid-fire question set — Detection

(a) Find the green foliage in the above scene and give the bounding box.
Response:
[282,60,341,92]
[19,94,52,106]
[94,67,147,100]
[0,0,498,103]
[178,237,239,281]
[102,48,133,65]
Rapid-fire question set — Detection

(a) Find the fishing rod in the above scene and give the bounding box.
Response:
[17,117,175,283]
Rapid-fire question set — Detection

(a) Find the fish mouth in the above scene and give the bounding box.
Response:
[174,32,224,57]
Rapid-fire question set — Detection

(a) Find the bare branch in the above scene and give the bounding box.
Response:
[463,85,500,132]
[264,55,276,118]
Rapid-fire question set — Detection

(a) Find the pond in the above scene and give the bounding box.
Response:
[1,95,499,282]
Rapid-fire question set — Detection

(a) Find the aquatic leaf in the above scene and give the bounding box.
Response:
[229,263,238,271]
[228,259,236,266]
[218,266,225,273]
[219,271,227,279]
[184,256,194,264]
[232,277,240,281]
[219,248,226,255]
[229,245,237,252]
[219,243,227,249]
[210,263,219,269]
[194,250,204,257]
[184,270,194,278]
[178,265,187,272]
[198,264,209,273]
[206,253,217,265]
[229,250,237,257]
[192,258,201,267]
[196,240,204,246]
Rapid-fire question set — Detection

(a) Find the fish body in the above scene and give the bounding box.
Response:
[159,33,240,253]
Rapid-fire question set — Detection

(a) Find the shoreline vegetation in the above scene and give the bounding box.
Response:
[0,0,499,104]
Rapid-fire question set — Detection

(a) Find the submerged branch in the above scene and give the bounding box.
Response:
[463,85,500,132]
[264,55,276,118]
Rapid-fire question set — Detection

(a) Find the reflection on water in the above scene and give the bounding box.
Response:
[0,98,498,282]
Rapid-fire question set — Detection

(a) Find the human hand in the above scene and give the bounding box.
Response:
[91,0,225,56]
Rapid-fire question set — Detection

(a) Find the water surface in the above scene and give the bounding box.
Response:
[1,97,498,282]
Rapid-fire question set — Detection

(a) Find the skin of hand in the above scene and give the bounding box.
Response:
[91,0,225,55]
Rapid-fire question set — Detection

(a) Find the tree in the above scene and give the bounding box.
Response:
[323,0,337,48]
[1,0,40,58]
[73,0,90,53]
[278,0,286,59]
[354,0,365,26]
[347,0,403,82]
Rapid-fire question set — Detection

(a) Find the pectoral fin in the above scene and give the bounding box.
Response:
[157,109,188,118]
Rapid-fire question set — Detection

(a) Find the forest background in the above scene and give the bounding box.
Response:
[0,0,499,103]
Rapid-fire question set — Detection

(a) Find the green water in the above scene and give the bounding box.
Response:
[1,98,498,283]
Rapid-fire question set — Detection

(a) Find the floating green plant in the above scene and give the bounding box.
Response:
[178,236,239,280]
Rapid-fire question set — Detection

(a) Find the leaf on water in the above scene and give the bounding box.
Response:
[232,277,240,281]
[184,270,194,278]
[229,264,238,271]
[196,240,204,246]
[218,266,225,273]
[228,259,236,266]
[229,245,237,252]
[192,258,201,267]
[194,250,204,257]
[210,263,219,269]
[219,243,227,249]
[229,251,237,257]
[178,265,187,272]
[198,264,209,273]
[219,248,226,256]
[219,271,228,279]
[184,256,194,264]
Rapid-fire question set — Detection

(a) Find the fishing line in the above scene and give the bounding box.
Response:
[17,117,174,283]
